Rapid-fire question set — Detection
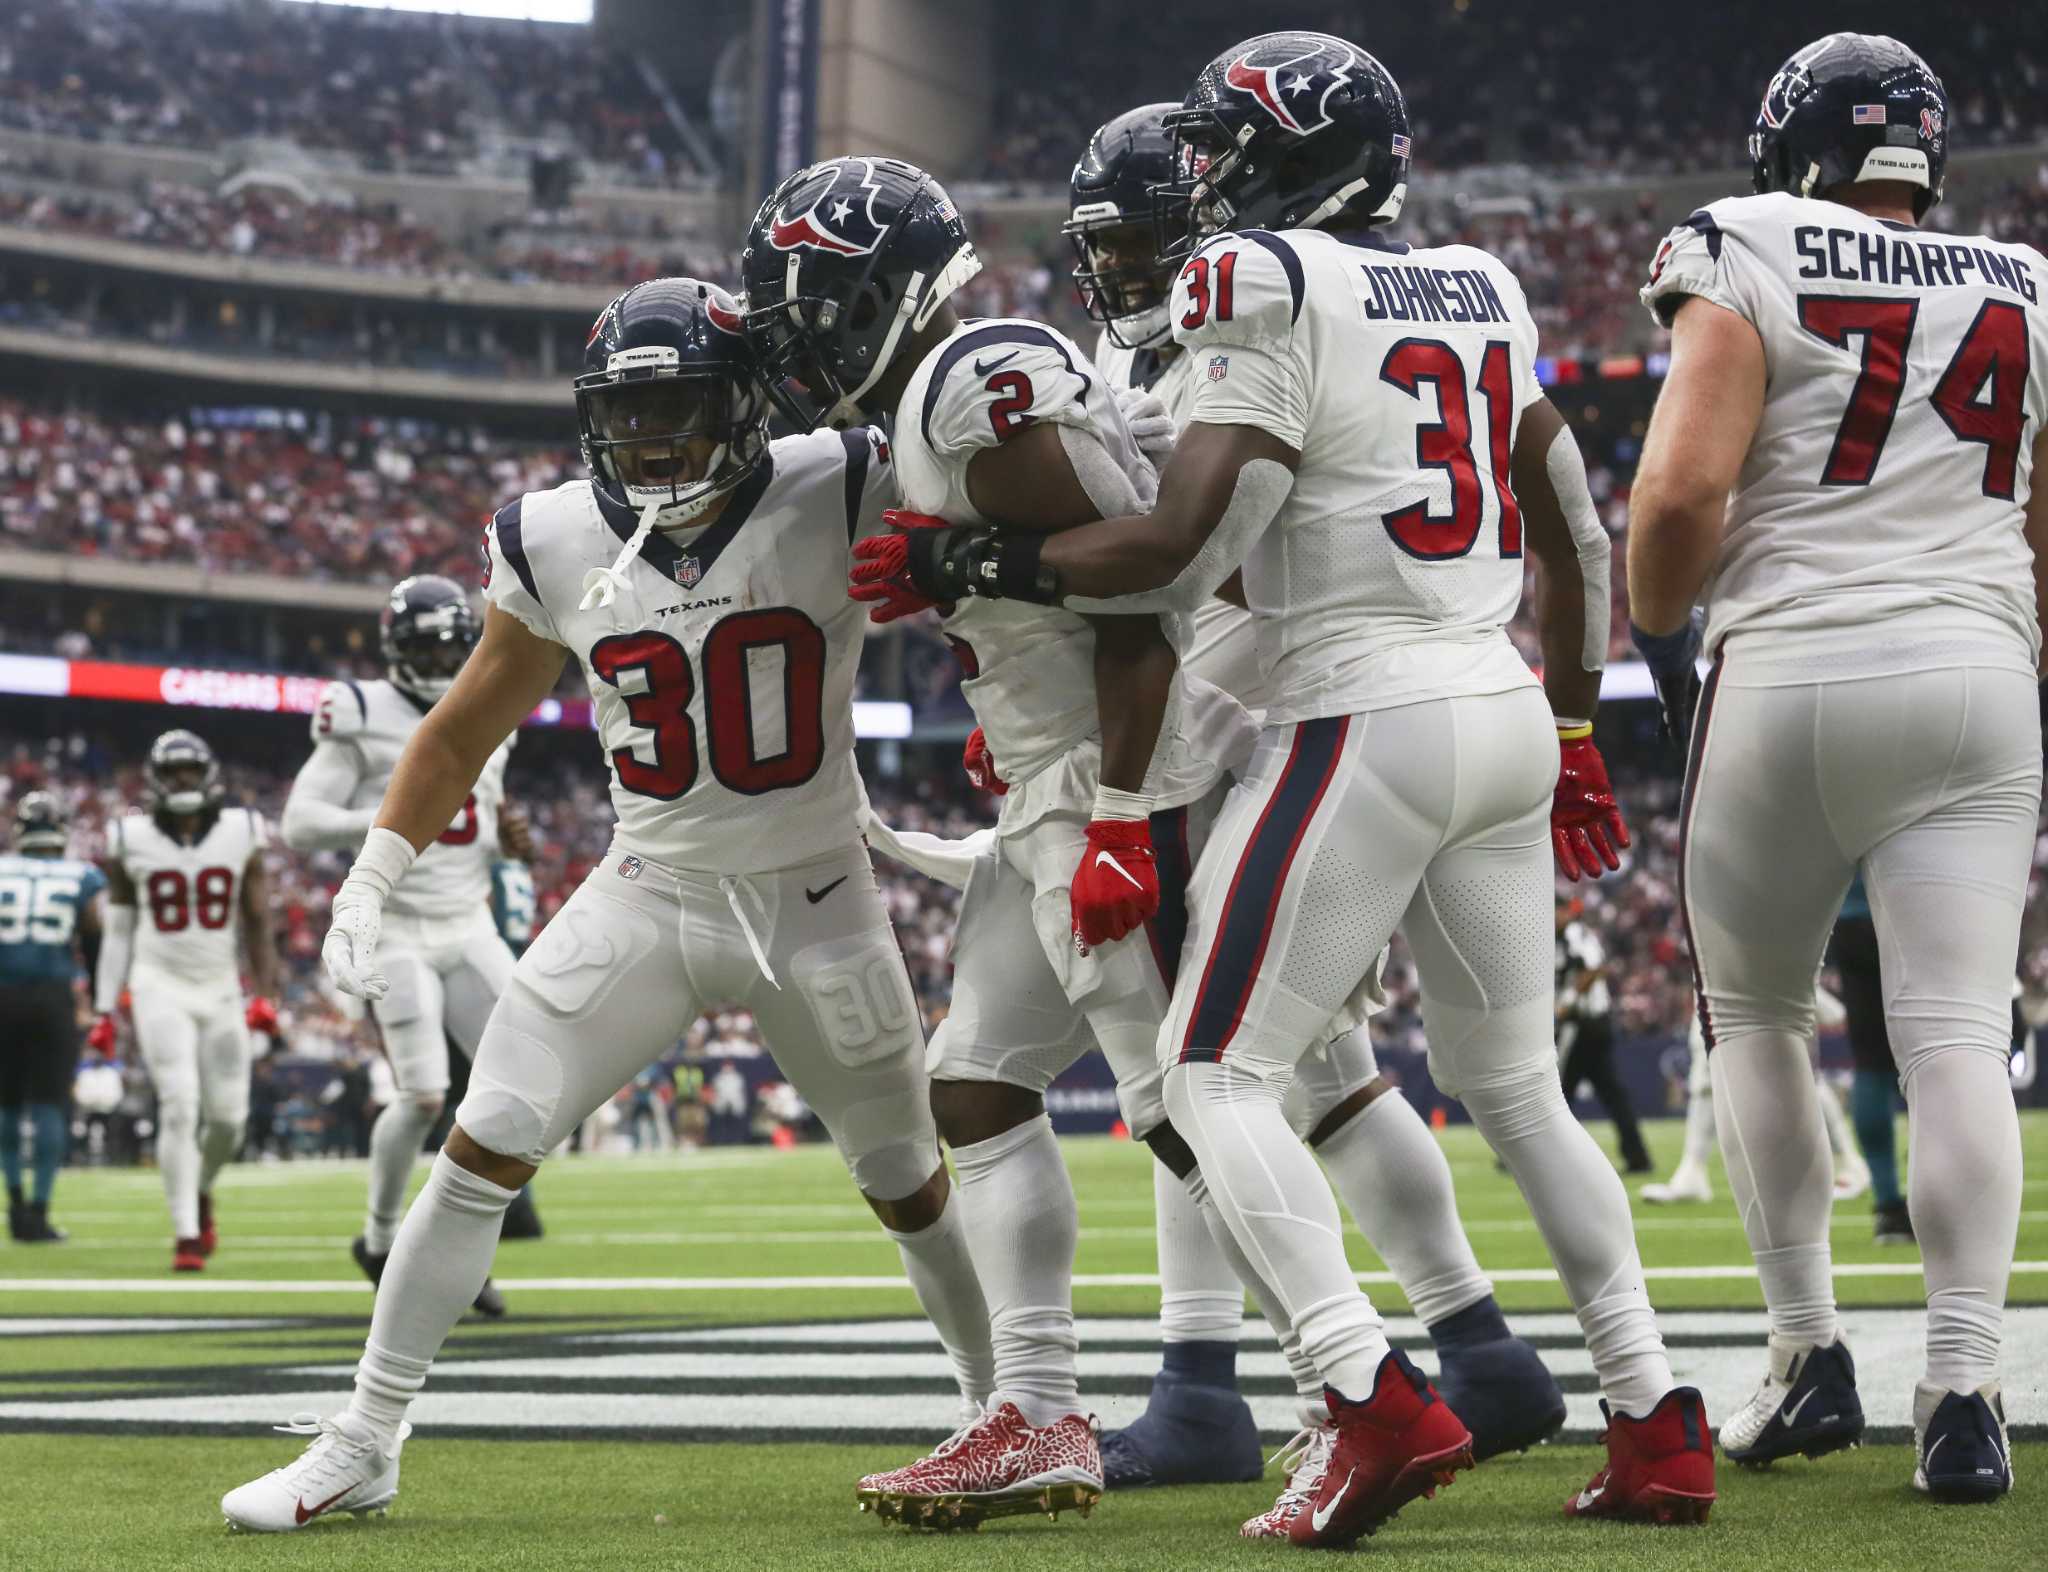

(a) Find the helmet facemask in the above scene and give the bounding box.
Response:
[1065,213,1173,351]
[145,735,222,819]
[387,619,474,702]
[577,353,769,528]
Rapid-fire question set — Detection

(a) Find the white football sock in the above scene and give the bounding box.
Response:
[197,1116,243,1193]
[156,1095,201,1240]
[1814,1071,1857,1164]
[1906,1050,2021,1392]
[348,1151,516,1446]
[949,1114,1079,1426]
[1314,1089,1492,1328]
[1187,1165,1325,1426]
[363,1098,439,1255]
[1154,1158,1245,1344]
[1677,1076,1716,1174]
[1710,1035,1839,1347]
[1170,1061,1388,1399]
[1462,1059,1674,1416]
[885,1191,996,1407]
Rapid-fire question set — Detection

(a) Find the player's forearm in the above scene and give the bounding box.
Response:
[1092,615,1176,797]
[244,922,280,998]
[1624,492,1721,636]
[93,905,135,1014]
[281,792,377,852]
[2023,428,2048,673]
[1535,558,1603,720]
[373,715,495,856]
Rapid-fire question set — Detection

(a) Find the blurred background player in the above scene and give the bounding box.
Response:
[91,730,277,1271]
[221,278,992,1534]
[282,574,523,1316]
[1063,103,1563,1502]
[1830,873,1912,1242]
[1630,33,2045,1500]
[1,792,104,1243]
[872,30,1716,1540]
[1555,898,1652,1173]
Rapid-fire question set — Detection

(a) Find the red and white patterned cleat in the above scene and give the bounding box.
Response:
[855,1401,1102,1532]
[1291,1350,1475,1549]
[1240,1419,1336,1539]
[198,1192,218,1258]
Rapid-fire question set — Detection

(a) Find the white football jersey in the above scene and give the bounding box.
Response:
[1094,327,1266,710]
[110,806,264,989]
[306,678,514,923]
[484,429,891,874]
[1643,192,2048,675]
[1171,227,1543,726]
[891,318,1147,788]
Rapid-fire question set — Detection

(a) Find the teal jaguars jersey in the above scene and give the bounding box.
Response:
[0,854,105,984]
[490,860,536,956]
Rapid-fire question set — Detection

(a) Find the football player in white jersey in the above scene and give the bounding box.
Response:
[1065,104,1564,1509]
[749,152,1278,1528]
[219,279,993,1533]
[282,574,520,1317]
[91,730,277,1272]
[860,33,1713,1545]
[1628,34,2046,1503]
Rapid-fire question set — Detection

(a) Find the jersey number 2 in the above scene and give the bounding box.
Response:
[588,608,827,801]
[1798,295,2030,496]
[1378,338,1523,560]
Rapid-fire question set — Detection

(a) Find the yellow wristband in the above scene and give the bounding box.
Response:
[1555,720,1593,742]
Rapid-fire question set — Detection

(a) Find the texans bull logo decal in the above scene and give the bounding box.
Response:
[1224,41,1358,136]
[702,289,744,336]
[766,159,891,257]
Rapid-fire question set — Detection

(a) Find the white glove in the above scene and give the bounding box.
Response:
[1114,386,1178,471]
[321,827,418,1001]
[322,881,387,1000]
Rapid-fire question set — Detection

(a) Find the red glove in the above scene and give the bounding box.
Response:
[244,996,281,1036]
[1070,818,1160,951]
[1552,730,1630,881]
[963,727,1006,796]
[86,1013,117,1058]
[849,509,950,624]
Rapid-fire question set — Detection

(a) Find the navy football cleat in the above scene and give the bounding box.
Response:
[1432,1336,1567,1461]
[1098,1373,1263,1489]
[1914,1382,2012,1503]
[1721,1338,1865,1465]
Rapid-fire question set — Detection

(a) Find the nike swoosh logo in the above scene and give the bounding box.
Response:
[295,1486,354,1525]
[1781,1387,1818,1427]
[1309,1467,1355,1534]
[973,350,1019,376]
[805,876,849,904]
[1093,851,1143,890]
[1574,1483,1606,1512]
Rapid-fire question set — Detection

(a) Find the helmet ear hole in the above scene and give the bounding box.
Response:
[849,277,892,335]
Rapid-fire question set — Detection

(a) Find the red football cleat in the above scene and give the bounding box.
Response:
[173,1237,207,1273]
[1566,1386,1717,1524]
[1290,1350,1475,1549]
[856,1401,1102,1531]
[198,1193,218,1258]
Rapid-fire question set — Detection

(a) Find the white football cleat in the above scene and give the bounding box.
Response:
[1640,1164,1712,1205]
[1831,1154,1871,1203]
[221,1412,410,1533]
[1239,1420,1335,1539]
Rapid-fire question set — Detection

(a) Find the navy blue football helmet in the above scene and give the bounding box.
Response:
[577,276,769,524]
[1751,33,1948,218]
[144,729,223,822]
[739,156,981,431]
[1065,103,1180,350]
[1155,30,1411,260]
[12,789,68,855]
[381,574,477,701]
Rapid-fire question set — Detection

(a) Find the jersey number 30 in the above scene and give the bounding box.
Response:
[588,608,827,801]
[1798,295,2030,496]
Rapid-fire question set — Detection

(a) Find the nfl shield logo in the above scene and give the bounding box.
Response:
[1208,354,1230,382]
[618,855,643,881]
[673,557,702,589]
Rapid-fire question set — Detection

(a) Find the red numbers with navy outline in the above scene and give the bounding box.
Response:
[1178,250,1237,331]
[985,371,1035,439]
[1798,294,2030,495]
[1377,337,1523,560]
[145,867,235,932]
[438,795,479,845]
[589,608,828,801]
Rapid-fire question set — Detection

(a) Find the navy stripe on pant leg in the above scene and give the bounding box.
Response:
[1677,654,1725,1050]
[1181,716,1350,1064]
